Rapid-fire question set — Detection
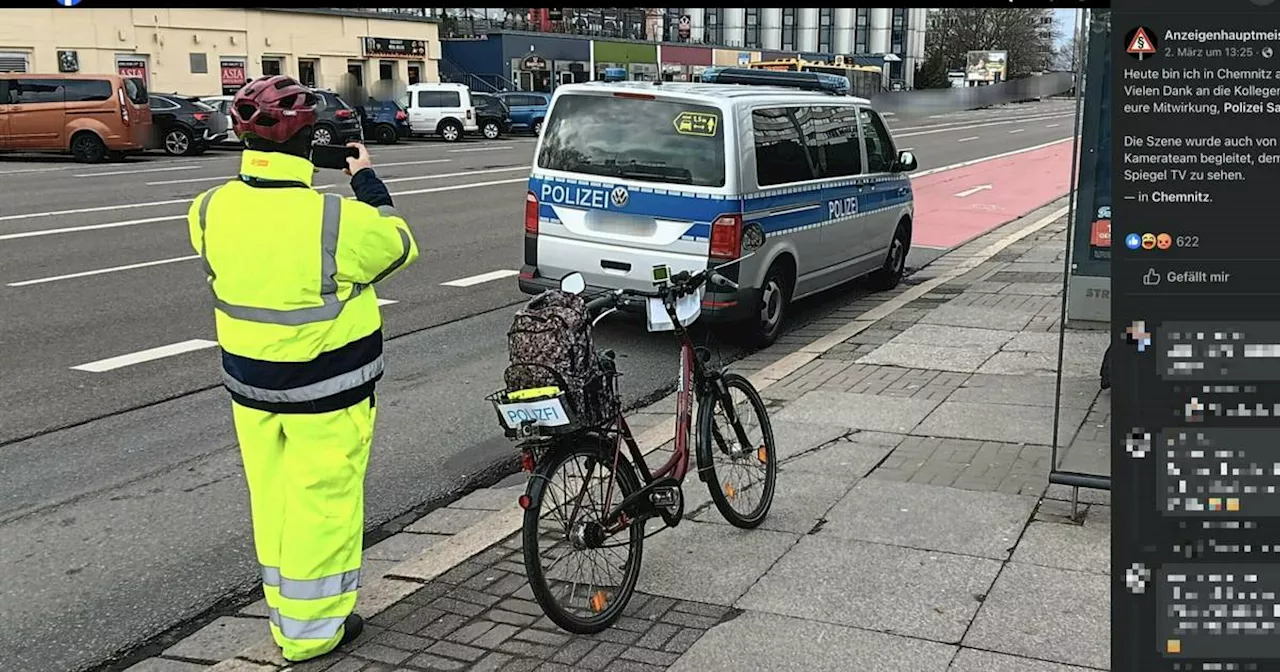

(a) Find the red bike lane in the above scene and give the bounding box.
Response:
[910,140,1074,249]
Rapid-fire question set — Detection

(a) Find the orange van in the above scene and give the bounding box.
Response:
[0,73,155,163]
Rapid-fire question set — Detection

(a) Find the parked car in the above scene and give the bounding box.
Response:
[517,68,918,347]
[496,91,550,135]
[470,92,512,140]
[400,82,478,142]
[312,89,364,146]
[358,98,412,145]
[198,95,241,145]
[150,93,226,156]
[0,73,154,163]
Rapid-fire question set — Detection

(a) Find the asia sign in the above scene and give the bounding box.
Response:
[116,59,147,80]
[220,60,246,87]
[965,50,1008,83]
[362,37,427,59]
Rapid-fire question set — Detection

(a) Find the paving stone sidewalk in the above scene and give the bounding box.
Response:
[132,201,1111,672]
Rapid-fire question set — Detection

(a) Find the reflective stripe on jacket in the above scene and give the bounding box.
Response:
[188,150,419,413]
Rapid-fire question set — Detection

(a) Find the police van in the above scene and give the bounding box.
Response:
[517,67,917,346]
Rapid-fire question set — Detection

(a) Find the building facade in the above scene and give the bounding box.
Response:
[663,8,927,86]
[0,8,441,97]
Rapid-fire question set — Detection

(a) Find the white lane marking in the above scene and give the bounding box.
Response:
[0,166,76,175]
[892,112,1070,134]
[74,165,201,178]
[382,166,527,185]
[7,255,198,286]
[957,136,980,143]
[910,137,1073,180]
[395,177,526,197]
[441,269,520,287]
[376,299,398,306]
[146,175,235,186]
[448,146,513,153]
[896,112,1075,138]
[2,177,529,239]
[376,158,453,168]
[954,184,993,198]
[72,339,218,373]
[0,199,190,223]
[1045,123,1061,128]
[899,147,914,152]
[0,215,184,241]
[1008,128,1025,134]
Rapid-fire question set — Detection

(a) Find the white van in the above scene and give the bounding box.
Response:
[517,67,918,346]
[400,82,478,142]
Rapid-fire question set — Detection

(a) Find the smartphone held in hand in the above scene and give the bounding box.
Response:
[312,145,360,170]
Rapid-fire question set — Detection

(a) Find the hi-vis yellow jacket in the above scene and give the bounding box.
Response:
[187,150,419,413]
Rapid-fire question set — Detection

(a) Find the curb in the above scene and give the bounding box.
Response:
[206,197,1073,670]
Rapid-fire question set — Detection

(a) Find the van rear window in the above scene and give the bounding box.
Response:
[537,94,726,188]
[124,78,148,105]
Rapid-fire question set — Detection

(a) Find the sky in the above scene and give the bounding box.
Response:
[1053,8,1080,47]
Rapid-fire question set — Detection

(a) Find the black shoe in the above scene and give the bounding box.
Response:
[337,613,364,648]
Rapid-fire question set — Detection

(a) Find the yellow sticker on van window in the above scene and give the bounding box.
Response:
[673,111,719,137]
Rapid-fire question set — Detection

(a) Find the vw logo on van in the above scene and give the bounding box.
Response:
[610,186,630,208]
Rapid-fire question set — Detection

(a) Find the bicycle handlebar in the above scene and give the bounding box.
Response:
[583,266,739,316]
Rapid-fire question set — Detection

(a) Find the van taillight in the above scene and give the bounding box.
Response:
[118,88,130,125]
[524,191,539,235]
[467,108,473,120]
[709,214,742,259]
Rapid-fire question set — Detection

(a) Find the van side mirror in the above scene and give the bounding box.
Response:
[895,150,918,173]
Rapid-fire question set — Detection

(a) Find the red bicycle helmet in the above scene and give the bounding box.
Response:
[230,75,318,144]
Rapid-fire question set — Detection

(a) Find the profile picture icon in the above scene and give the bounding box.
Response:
[1125,320,1152,352]
[1126,27,1157,60]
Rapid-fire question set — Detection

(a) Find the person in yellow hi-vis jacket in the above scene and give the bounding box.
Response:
[185,75,418,662]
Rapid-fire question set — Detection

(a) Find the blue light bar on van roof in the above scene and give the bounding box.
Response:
[699,67,850,95]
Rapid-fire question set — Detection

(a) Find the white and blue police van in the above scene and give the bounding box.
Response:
[518,67,918,346]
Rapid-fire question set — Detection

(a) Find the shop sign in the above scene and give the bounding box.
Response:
[677,15,691,39]
[117,59,147,80]
[220,60,247,87]
[521,54,549,70]
[362,37,428,59]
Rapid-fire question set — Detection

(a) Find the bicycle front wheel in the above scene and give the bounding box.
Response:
[696,372,778,528]
[522,438,645,634]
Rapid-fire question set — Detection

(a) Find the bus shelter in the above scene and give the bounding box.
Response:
[1051,8,1112,512]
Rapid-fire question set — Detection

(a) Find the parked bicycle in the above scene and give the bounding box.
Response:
[487,224,778,634]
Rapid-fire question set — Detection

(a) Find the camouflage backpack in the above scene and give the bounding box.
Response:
[504,290,619,427]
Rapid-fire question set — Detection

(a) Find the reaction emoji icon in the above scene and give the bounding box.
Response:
[1125,233,1141,250]
[1156,233,1172,250]
[1141,233,1156,250]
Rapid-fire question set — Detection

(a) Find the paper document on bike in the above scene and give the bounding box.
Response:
[646,288,702,332]
[494,395,572,429]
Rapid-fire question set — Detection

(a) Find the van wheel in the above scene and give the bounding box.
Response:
[374,124,399,145]
[748,263,791,348]
[163,127,194,156]
[868,221,910,291]
[71,132,107,164]
[439,120,463,142]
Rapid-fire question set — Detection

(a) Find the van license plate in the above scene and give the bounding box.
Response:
[495,397,571,429]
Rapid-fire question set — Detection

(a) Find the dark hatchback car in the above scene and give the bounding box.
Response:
[358,99,412,145]
[149,93,227,156]
[312,89,364,146]
[471,92,512,140]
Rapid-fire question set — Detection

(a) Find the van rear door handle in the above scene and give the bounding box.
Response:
[601,260,631,272]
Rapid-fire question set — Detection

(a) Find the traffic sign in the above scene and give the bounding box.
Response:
[1126,27,1157,60]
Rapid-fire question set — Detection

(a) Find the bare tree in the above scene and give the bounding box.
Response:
[927,8,1057,77]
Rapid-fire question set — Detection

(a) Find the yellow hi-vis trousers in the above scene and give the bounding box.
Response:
[232,396,375,662]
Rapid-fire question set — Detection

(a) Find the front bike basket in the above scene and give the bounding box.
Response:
[487,387,582,440]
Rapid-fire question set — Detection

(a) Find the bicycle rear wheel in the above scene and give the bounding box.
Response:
[522,438,645,634]
[696,372,778,528]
